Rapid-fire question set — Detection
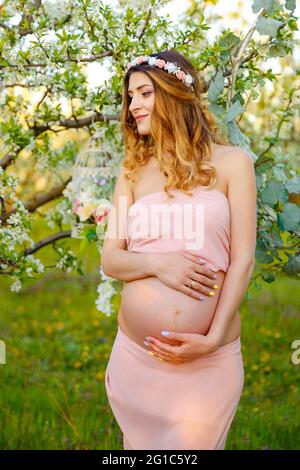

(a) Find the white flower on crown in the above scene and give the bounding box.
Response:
[148,56,157,66]
[164,61,177,73]
[185,74,194,85]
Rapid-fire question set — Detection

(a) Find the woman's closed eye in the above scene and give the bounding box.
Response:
[128,92,152,101]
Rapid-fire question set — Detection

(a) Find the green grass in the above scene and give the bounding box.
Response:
[0,251,299,449]
[228,275,300,450]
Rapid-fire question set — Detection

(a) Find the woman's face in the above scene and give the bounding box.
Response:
[128,72,155,136]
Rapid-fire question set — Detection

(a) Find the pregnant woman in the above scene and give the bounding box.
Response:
[101,49,257,450]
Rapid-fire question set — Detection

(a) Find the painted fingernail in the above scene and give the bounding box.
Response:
[213,284,219,289]
[161,331,169,336]
[144,341,150,346]
[148,351,154,356]
[199,296,205,300]
[213,275,217,279]
[209,291,215,296]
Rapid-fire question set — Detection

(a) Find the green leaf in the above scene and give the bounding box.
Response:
[262,226,284,248]
[261,270,275,282]
[277,203,300,231]
[219,32,240,52]
[272,165,286,182]
[55,32,65,41]
[256,17,284,37]
[225,100,245,123]
[288,17,298,31]
[252,0,268,12]
[245,290,253,300]
[270,225,284,248]
[268,43,289,57]
[208,102,225,117]
[261,181,289,207]
[253,280,263,291]
[282,254,300,277]
[255,238,274,263]
[255,247,273,263]
[285,0,296,11]
[207,70,224,103]
[256,173,264,190]
[227,121,250,146]
[252,0,282,14]
[0,58,9,66]
[86,227,97,242]
[285,176,300,194]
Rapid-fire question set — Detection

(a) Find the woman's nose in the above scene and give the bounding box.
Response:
[129,96,142,111]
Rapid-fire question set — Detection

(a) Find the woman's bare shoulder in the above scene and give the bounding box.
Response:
[212,143,252,165]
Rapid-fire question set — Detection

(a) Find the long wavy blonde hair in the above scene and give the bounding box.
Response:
[120,49,231,201]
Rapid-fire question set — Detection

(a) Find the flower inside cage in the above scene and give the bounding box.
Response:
[69,139,117,239]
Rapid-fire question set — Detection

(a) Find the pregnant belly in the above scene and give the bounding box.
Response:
[118,271,226,349]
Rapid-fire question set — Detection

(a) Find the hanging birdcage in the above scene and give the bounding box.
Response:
[70,130,118,239]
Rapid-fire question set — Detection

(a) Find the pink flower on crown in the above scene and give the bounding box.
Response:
[176,70,185,81]
[136,56,145,64]
[156,59,166,69]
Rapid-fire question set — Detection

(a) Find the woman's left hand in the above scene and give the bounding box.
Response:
[144,331,221,364]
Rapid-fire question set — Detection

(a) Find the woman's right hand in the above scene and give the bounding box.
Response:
[149,250,219,300]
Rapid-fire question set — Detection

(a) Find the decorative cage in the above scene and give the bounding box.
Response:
[70,130,119,239]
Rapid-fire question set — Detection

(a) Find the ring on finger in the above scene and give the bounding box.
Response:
[188,279,196,289]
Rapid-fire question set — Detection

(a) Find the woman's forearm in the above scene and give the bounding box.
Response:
[101,248,156,281]
[207,259,255,345]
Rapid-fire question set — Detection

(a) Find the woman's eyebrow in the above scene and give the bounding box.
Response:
[128,84,152,93]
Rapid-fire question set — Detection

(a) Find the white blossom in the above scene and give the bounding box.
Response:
[11,278,22,292]
[95,279,116,317]
[26,255,45,273]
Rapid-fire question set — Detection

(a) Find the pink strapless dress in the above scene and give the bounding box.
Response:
[104,187,244,450]
[126,187,231,273]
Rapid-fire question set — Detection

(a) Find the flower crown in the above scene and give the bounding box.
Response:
[126,55,195,89]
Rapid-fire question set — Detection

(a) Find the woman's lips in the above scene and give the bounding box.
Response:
[136,115,148,121]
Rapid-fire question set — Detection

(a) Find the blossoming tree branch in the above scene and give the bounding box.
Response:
[0,0,299,315]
